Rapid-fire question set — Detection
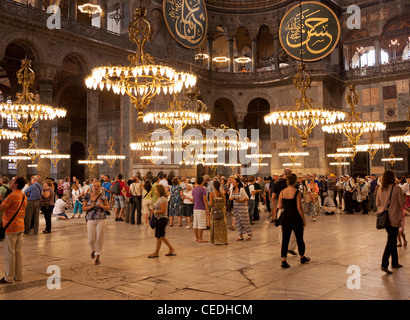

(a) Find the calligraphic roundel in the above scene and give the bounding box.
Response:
[163,0,208,49]
[279,1,340,62]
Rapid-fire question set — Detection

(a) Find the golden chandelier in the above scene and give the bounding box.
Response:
[85,2,197,122]
[0,59,67,140]
[389,108,410,148]
[322,84,386,147]
[264,64,345,147]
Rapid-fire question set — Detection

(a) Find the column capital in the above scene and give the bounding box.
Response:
[35,64,58,82]
[234,112,247,123]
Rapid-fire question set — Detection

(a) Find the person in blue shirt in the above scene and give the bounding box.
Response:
[101,175,112,200]
[24,175,43,235]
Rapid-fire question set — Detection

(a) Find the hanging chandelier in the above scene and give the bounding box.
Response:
[15,129,52,163]
[0,128,22,140]
[212,56,229,63]
[1,155,31,166]
[40,136,70,167]
[381,148,403,167]
[245,139,271,171]
[78,144,103,170]
[278,135,309,166]
[389,108,410,148]
[142,91,211,130]
[355,133,390,159]
[85,2,197,122]
[322,84,386,147]
[78,3,102,16]
[234,56,251,64]
[327,153,351,168]
[264,64,345,147]
[97,137,126,168]
[0,59,67,140]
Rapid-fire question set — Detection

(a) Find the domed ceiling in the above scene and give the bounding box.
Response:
[205,0,287,11]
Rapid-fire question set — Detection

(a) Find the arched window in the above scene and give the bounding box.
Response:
[352,47,389,68]
[7,116,18,129]
[8,141,17,170]
[403,43,410,61]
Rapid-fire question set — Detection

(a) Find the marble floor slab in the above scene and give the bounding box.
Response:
[0,208,409,301]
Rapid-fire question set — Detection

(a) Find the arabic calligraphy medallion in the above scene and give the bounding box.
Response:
[279,1,340,62]
[163,0,208,49]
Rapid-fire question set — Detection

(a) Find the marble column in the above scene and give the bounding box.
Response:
[234,112,246,130]
[251,38,257,73]
[36,66,57,181]
[120,95,132,179]
[228,37,234,73]
[273,37,280,70]
[207,36,213,70]
[87,90,99,179]
[68,0,77,21]
[374,39,380,66]
[100,0,108,31]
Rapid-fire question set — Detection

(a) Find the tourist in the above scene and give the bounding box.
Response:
[70,183,83,219]
[130,176,142,225]
[0,176,27,284]
[168,177,183,227]
[148,184,176,258]
[376,170,405,274]
[397,176,409,247]
[277,173,309,268]
[112,174,126,221]
[57,179,64,199]
[159,173,169,192]
[306,178,319,222]
[336,176,344,209]
[142,180,153,228]
[83,182,110,265]
[182,183,194,229]
[40,179,55,234]
[62,177,71,198]
[53,196,70,220]
[357,178,369,214]
[209,180,228,245]
[320,192,336,215]
[123,179,133,223]
[23,175,42,235]
[230,177,252,241]
[192,176,210,243]
[344,175,355,214]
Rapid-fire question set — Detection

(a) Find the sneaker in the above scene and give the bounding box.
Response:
[300,256,311,264]
[185,225,192,229]
[281,261,290,268]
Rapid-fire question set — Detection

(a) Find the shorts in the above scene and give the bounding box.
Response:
[182,203,194,217]
[114,195,125,209]
[155,218,168,238]
[193,209,207,229]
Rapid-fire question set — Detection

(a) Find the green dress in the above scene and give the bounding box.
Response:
[210,192,228,245]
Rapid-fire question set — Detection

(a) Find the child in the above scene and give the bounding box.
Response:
[182,184,194,229]
[54,196,70,220]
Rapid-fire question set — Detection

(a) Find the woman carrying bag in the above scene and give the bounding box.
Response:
[376,170,405,274]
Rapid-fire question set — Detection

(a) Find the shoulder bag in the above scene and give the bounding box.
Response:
[376,185,394,230]
[0,194,25,240]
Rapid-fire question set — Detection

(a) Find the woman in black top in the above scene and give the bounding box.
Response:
[278,173,310,268]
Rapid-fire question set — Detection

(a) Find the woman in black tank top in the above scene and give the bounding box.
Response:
[278,173,310,268]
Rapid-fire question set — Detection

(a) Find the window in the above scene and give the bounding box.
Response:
[8,141,17,170]
[7,116,18,129]
[403,43,410,61]
[352,47,389,68]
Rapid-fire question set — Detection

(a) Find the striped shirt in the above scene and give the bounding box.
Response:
[1,190,27,234]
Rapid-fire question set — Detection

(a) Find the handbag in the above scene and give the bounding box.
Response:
[274,208,284,227]
[376,185,394,230]
[0,194,25,240]
[149,214,158,229]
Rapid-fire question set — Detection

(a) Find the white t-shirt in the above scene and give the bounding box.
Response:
[159,179,169,190]
[183,190,194,204]
[248,184,255,200]
[53,198,69,214]
[72,189,82,202]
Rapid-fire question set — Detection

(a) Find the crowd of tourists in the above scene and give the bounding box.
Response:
[0,168,409,283]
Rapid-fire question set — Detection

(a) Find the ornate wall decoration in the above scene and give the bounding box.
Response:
[163,0,208,49]
[384,99,398,122]
[279,1,340,62]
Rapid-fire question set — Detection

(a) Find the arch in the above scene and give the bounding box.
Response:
[257,24,274,70]
[57,50,91,75]
[70,141,86,182]
[0,33,45,63]
[209,92,240,113]
[212,97,237,129]
[243,92,274,110]
[243,97,270,139]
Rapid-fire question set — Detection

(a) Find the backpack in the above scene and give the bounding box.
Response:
[4,186,12,198]
[244,184,251,198]
[111,181,121,195]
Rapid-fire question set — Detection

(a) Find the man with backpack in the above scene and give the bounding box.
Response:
[111,174,126,221]
[0,176,12,222]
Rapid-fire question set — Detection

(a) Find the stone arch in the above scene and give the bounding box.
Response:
[211,97,237,130]
[209,92,240,114]
[380,13,410,56]
[0,33,45,63]
[257,24,274,68]
[57,49,91,74]
[243,97,271,139]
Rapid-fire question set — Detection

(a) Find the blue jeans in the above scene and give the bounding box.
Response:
[248,200,255,222]
[73,200,83,214]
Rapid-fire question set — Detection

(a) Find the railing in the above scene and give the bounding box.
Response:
[198,59,410,85]
[197,61,342,85]
[0,0,199,65]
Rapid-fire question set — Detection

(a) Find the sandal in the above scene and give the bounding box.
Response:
[94,259,100,265]
[236,237,244,241]
[91,251,95,259]
[165,252,177,256]
[148,254,159,258]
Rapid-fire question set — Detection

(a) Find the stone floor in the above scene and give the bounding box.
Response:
[0,207,409,301]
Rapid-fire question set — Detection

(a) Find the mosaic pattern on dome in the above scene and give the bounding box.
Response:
[205,0,284,9]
